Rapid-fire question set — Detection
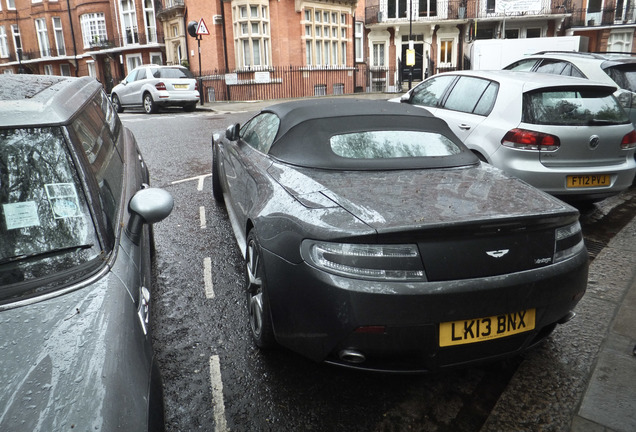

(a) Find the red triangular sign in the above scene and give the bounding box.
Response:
[196,19,210,35]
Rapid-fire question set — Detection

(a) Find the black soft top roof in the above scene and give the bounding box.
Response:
[264,98,479,170]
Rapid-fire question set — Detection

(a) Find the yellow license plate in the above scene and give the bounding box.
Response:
[173,84,189,89]
[439,309,535,347]
[567,174,610,188]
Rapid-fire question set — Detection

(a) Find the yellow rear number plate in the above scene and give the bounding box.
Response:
[173,84,189,89]
[567,174,610,188]
[439,309,536,347]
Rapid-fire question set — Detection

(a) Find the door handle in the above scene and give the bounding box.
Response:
[458,124,471,130]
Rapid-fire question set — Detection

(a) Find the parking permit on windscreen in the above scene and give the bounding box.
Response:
[3,201,41,230]
[45,183,81,219]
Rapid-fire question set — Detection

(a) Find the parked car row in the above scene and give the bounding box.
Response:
[3,63,636,429]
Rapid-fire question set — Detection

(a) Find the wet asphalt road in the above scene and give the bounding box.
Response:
[120,108,635,432]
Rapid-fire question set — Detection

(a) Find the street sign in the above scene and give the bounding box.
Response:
[196,19,210,36]
[406,49,415,67]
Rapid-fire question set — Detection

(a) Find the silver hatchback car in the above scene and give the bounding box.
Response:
[396,70,636,201]
[111,64,200,114]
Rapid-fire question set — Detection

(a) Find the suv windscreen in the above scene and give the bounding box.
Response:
[0,127,101,290]
[522,88,630,126]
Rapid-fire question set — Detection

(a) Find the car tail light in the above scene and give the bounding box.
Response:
[302,241,427,281]
[553,221,585,263]
[195,81,199,91]
[620,130,636,149]
[501,128,560,151]
[155,82,167,91]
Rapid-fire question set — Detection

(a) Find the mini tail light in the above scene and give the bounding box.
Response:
[155,82,167,91]
[502,128,560,151]
[620,130,636,149]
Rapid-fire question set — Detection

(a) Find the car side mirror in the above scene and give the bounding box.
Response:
[226,123,240,141]
[126,188,174,244]
[400,92,411,103]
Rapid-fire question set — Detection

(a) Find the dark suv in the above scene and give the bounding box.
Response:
[504,51,636,126]
[0,75,172,431]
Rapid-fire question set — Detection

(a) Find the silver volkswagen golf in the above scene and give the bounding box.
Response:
[396,70,636,201]
[0,75,173,431]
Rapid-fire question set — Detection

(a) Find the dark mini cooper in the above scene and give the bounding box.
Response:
[0,75,172,430]
[212,98,588,372]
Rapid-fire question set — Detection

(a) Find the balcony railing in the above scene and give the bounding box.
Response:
[367,0,566,24]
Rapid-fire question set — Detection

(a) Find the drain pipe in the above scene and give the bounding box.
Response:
[65,0,79,76]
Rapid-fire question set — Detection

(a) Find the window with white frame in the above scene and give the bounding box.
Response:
[35,19,51,57]
[81,13,108,48]
[0,26,8,58]
[386,0,408,19]
[60,63,71,76]
[233,1,270,69]
[32,0,43,4]
[126,53,142,74]
[52,17,66,56]
[43,64,53,75]
[150,52,162,64]
[87,60,96,77]
[120,0,139,45]
[6,0,15,10]
[143,0,157,43]
[11,25,21,58]
[608,30,633,52]
[304,7,348,67]
[440,39,453,65]
[372,42,386,67]
[355,21,363,63]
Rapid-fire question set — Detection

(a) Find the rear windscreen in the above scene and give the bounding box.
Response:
[522,88,630,126]
[604,64,636,93]
[152,68,194,79]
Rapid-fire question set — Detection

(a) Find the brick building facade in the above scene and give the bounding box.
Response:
[1,0,635,100]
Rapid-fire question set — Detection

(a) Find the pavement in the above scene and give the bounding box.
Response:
[201,95,636,432]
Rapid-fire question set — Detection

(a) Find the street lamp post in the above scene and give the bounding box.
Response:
[408,0,413,89]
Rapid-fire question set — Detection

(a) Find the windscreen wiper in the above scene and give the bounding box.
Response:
[587,119,624,126]
[0,244,94,266]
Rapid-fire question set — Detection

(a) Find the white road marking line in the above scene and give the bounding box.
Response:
[204,257,214,299]
[200,206,207,229]
[209,355,229,432]
[171,173,211,187]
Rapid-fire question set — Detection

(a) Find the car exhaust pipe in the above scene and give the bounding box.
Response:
[558,311,576,324]
[338,349,366,364]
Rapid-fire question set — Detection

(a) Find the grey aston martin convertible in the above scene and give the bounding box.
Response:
[211,98,588,372]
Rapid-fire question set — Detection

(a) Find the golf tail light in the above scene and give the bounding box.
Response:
[620,130,636,149]
[553,221,585,263]
[155,82,167,91]
[502,128,560,152]
[303,241,427,281]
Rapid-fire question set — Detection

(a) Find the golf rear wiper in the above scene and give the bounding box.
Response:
[586,118,623,126]
[0,244,94,266]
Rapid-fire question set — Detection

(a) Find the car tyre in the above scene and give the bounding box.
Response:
[183,103,196,112]
[212,143,224,202]
[111,94,124,113]
[245,230,275,349]
[143,93,157,114]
